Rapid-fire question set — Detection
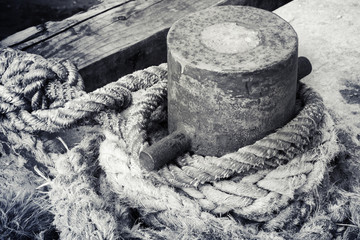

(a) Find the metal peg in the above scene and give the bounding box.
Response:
[297,56,312,81]
[139,131,191,171]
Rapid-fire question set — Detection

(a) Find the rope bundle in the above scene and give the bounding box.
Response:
[0,48,157,133]
[99,81,340,236]
[0,47,344,239]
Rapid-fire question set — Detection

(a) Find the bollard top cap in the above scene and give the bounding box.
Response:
[167,6,298,73]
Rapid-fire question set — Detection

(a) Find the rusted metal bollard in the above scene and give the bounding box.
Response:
[139,6,312,171]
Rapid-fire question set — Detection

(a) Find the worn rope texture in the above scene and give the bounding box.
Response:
[154,84,331,220]
[46,133,138,240]
[157,85,324,188]
[0,48,342,239]
[99,83,340,237]
[0,47,167,133]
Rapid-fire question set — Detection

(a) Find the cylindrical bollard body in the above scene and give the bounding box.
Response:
[167,6,298,156]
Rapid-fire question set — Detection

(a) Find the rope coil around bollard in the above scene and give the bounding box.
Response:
[0,47,342,239]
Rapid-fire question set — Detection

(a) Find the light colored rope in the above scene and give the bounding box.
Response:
[155,85,325,189]
[0,47,343,239]
[94,66,341,235]
[47,133,134,240]
[100,99,339,228]
[0,47,167,133]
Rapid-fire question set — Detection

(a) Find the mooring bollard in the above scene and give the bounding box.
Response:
[139,6,312,171]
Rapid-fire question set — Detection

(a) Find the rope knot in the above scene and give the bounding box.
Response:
[0,48,84,115]
[0,48,169,133]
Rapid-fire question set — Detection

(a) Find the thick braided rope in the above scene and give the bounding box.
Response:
[0,47,167,133]
[80,61,340,235]
[156,85,325,189]
[0,48,342,238]
[0,48,84,112]
[47,133,138,239]
[99,104,339,238]
[100,81,339,228]
[99,131,275,239]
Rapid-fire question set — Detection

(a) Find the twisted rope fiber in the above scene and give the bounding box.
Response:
[0,46,162,179]
[47,133,137,240]
[0,48,343,239]
[157,85,325,189]
[0,47,167,133]
[146,84,333,222]
[0,47,172,239]
[100,81,340,237]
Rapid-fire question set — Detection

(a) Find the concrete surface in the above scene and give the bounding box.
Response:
[275,0,360,147]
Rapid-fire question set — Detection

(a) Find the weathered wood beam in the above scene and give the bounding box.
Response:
[1,0,131,49]
[1,0,291,91]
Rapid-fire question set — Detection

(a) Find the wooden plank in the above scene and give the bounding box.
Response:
[1,0,290,91]
[0,0,131,48]
[2,0,222,91]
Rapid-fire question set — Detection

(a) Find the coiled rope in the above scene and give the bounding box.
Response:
[0,48,168,133]
[0,47,342,239]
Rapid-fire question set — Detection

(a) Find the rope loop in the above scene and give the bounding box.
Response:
[0,48,167,133]
[0,47,343,239]
[0,48,84,113]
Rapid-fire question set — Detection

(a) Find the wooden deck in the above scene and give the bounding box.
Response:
[1,0,290,91]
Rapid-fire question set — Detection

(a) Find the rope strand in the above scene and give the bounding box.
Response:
[0,47,344,239]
